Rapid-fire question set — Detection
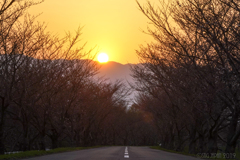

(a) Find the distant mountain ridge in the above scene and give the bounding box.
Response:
[96,61,136,84]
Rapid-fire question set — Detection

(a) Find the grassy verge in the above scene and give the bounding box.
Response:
[150,146,197,158]
[150,146,240,159]
[0,146,101,160]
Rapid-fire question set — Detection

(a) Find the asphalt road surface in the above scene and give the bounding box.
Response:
[24,146,200,160]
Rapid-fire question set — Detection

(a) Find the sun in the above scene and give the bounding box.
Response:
[97,53,109,63]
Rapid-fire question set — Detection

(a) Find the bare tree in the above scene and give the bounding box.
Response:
[0,0,98,152]
[133,0,240,154]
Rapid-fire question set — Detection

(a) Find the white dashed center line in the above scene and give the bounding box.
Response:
[124,146,129,158]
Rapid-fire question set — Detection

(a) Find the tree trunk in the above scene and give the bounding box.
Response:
[207,134,218,154]
[39,133,45,150]
[225,143,236,154]
[0,97,5,154]
[83,129,90,147]
[0,125,4,154]
[21,137,29,151]
[51,136,58,149]
[198,134,204,153]
[189,127,196,154]
[225,112,238,154]
[21,123,29,151]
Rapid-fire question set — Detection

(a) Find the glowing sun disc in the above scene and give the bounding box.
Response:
[98,53,109,63]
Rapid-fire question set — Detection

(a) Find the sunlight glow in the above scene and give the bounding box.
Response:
[98,53,109,63]
[27,0,154,64]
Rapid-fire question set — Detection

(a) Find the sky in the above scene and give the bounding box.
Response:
[28,0,157,64]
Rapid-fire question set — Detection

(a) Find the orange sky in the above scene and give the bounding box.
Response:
[28,0,157,64]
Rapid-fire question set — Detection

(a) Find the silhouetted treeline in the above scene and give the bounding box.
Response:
[0,53,158,153]
[0,0,158,154]
[132,0,240,155]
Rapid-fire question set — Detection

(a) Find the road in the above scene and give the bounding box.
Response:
[24,146,200,160]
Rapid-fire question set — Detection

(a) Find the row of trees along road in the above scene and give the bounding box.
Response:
[4,0,240,157]
[132,0,240,155]
[0,0,158,154]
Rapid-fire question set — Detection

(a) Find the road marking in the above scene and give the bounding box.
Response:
[124,146,129,158]
[124,155,129,158]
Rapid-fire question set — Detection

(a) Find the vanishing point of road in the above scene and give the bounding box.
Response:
[23,146,200,160]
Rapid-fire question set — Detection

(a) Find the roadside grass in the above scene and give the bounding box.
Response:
[236,150,240,160]
[150,146,197,158]
[150,146,240,159]
[0,146,101,160]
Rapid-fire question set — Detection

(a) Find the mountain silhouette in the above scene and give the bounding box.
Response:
[96,61,138,104]
[97,61,135,84]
